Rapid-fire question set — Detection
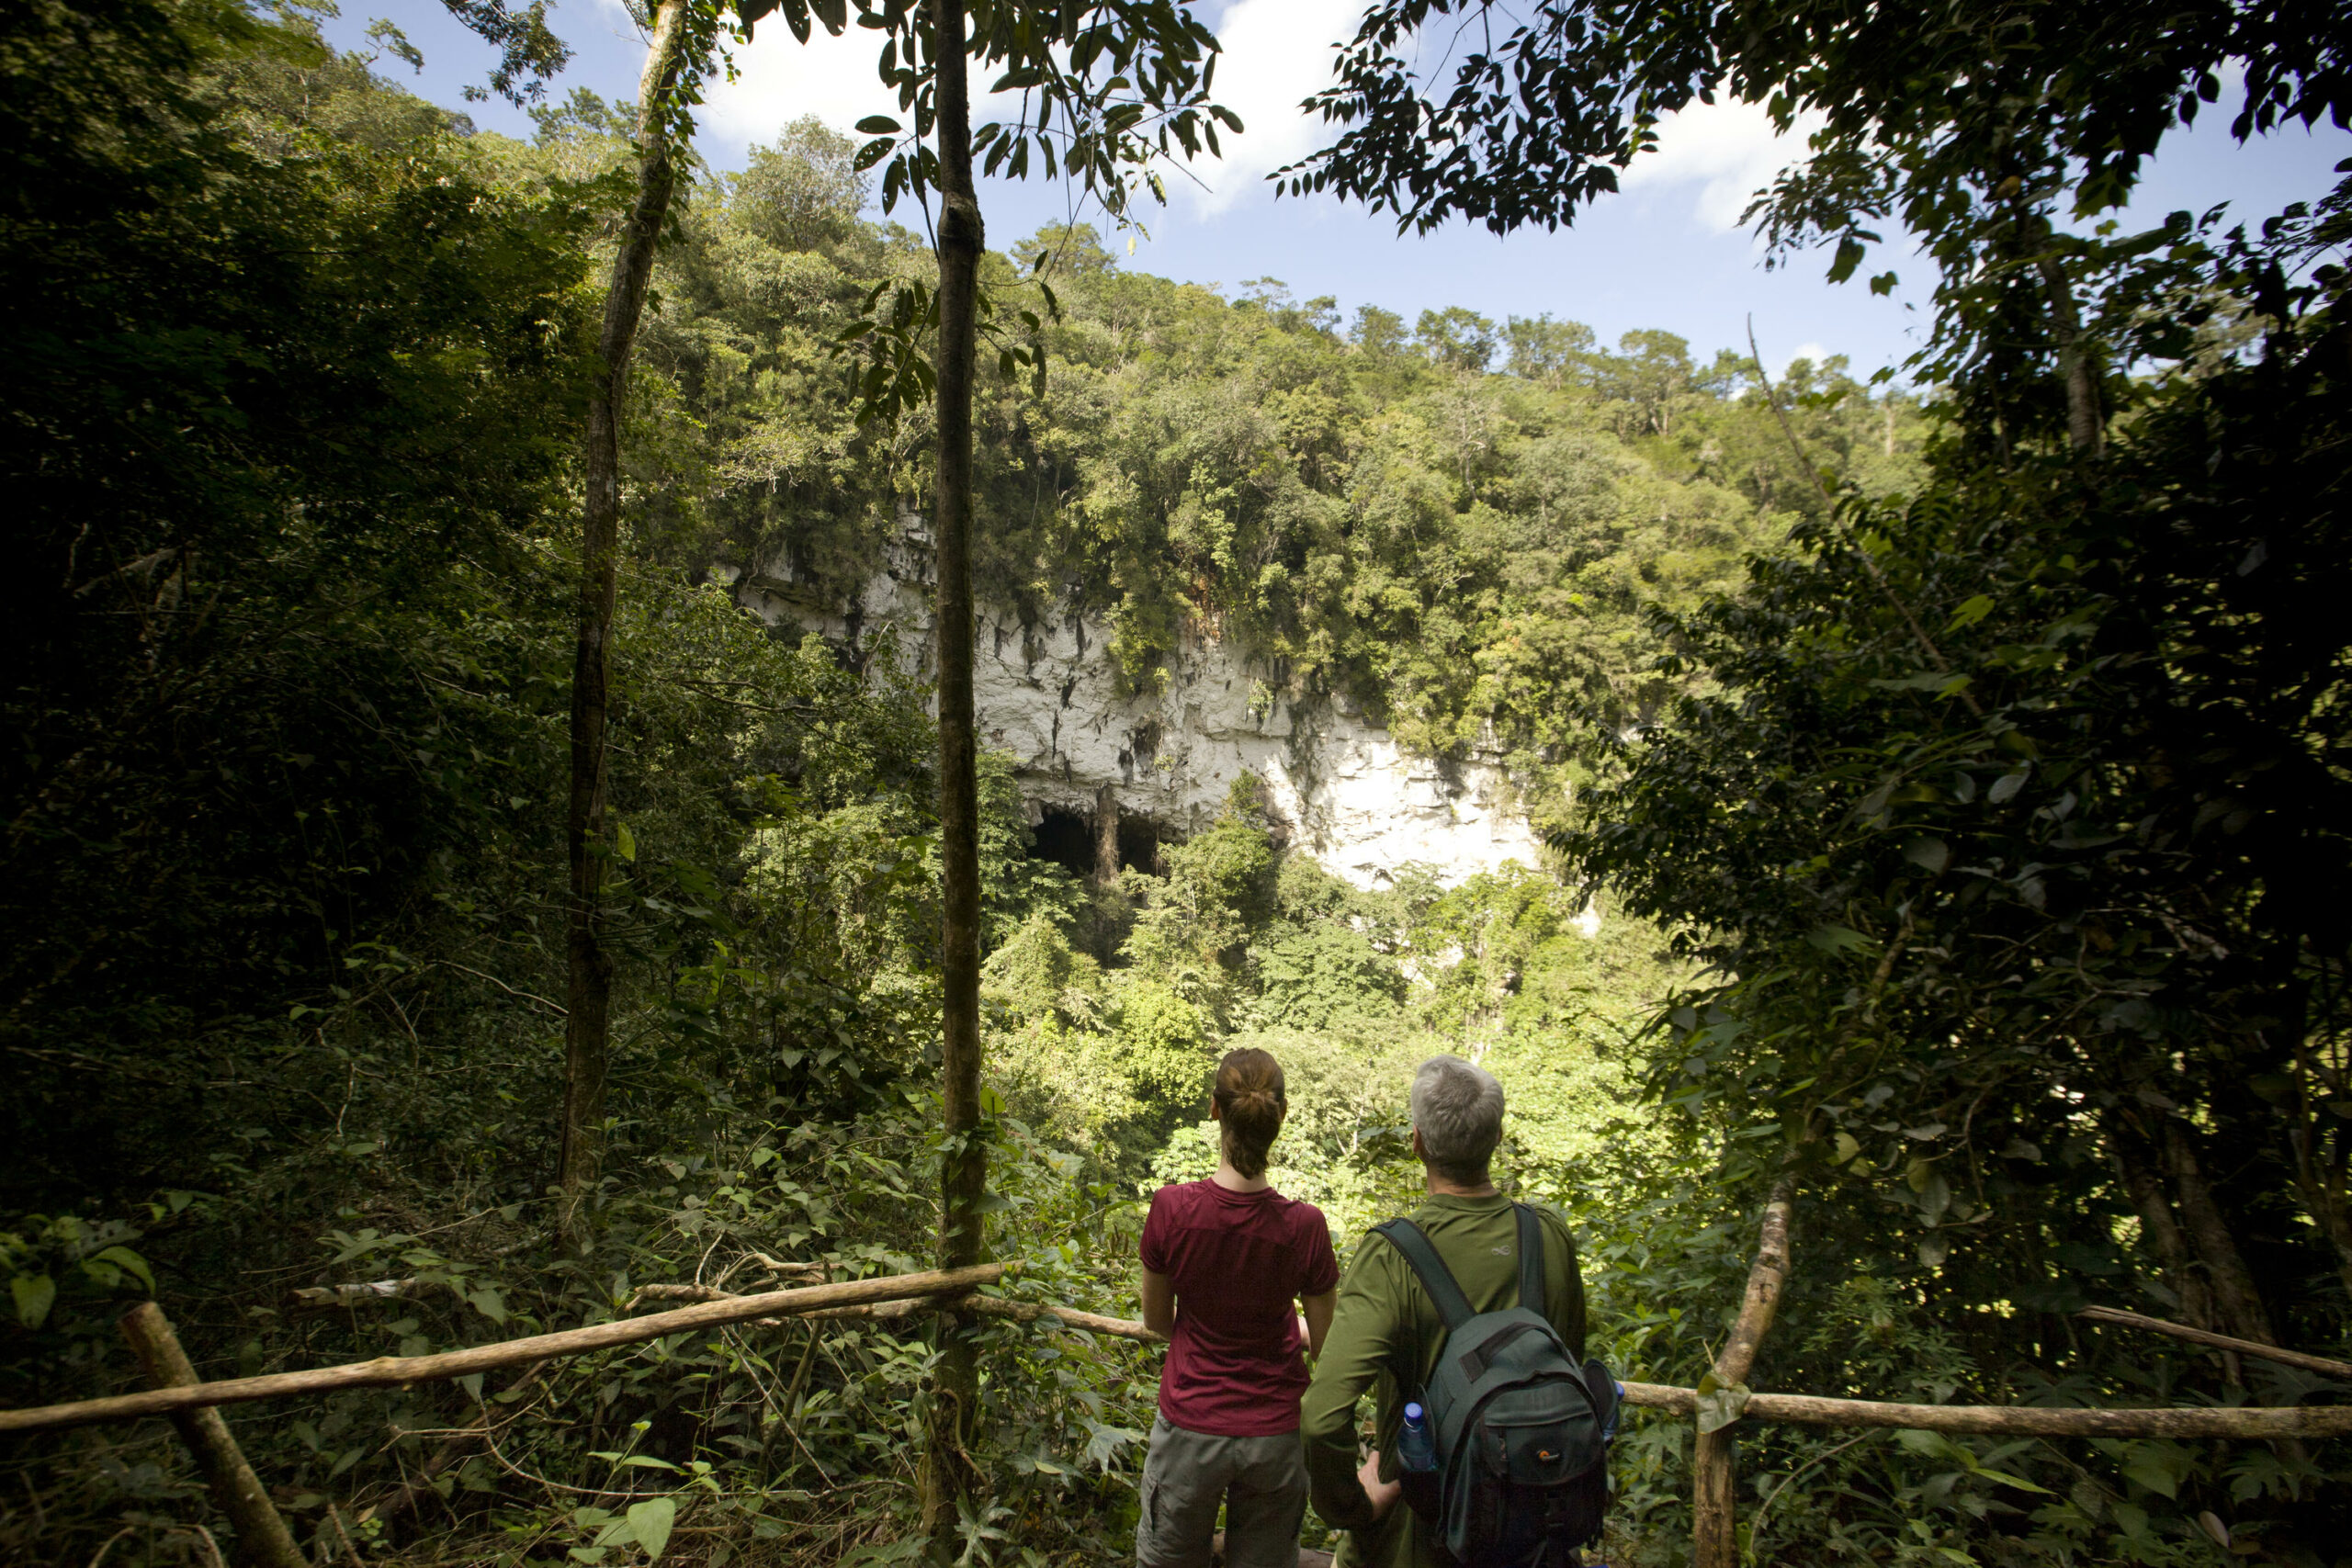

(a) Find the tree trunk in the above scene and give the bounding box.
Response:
[1693,1176,1795,1568]
[2117,1132,2219,1334]
[2035,254,2103,455]
[559,0,690,1244]
[119,1303,306,1568]
[921,1,989,1555]
[2164,1119,2278,1348]
[1094,783,1119,884]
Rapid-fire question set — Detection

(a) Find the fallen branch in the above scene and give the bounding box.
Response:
[0,1262,1009,1437]
[1618,1380,2352,1438]
[621,1282,1166,1344]
[287,1280,421,1313]
[954,1293,1166,1344]
[119,1303,306,1568]
[2077,1305,2352,1382]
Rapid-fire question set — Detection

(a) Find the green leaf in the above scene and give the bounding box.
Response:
[88,1245,154,1293]
[627,1496,676,1562]
[11,1274,55,1329]
[1902,836,1950,873]
[1695,1379,1750,1435]
[615,822,636,863]
[854,115,901,135]
[1945,594,1996,630]
[1804,924,1874,953]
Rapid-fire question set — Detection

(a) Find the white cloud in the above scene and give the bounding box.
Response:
[1170,0,1357,216]
[1619,97,1822,231]
[698,20,903,152]
[1781,341,1831,376]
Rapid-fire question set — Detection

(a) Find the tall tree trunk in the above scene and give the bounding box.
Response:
[2035,254,2103,455]
[921,0,989,1554]
[2117,1131,2218,1331]
[1693,1175,1795,1568]
[1093,783,1119,885]
[2164,1120,2278,1348]
[559,0,690,1244]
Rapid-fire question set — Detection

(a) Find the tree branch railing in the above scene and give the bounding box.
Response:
[0,1263,1010,1436]
[6,1267,2348,1442]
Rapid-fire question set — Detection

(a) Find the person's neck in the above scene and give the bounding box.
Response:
[1425,1171,1498,1199]
[1213,1157,1271,1193]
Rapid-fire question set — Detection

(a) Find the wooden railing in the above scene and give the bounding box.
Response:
[6,1261,2350,1568]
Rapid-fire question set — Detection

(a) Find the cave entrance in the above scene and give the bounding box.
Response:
[1030,807,1094,880]
[1025,801,1170,880]
[1117,815,1159,875]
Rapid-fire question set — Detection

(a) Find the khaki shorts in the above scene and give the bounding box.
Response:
[1135,1413,1310,1568]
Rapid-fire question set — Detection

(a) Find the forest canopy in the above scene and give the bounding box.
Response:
[3,0,2348,1564]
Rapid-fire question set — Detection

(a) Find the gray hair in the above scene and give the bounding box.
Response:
[1411,1055,1505,1183]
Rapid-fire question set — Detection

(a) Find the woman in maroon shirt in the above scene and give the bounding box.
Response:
[1136,1047,1340,1568]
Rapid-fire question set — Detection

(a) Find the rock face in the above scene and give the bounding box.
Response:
[725,513,1543,889]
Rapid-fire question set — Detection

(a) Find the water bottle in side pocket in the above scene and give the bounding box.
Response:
[1397,1401,1436,1472]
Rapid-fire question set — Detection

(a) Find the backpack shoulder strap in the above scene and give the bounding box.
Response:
[1371,1218,1476,1331]
[1514,1203,1545,1319]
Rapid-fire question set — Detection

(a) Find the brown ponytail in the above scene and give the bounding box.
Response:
[1212,1047,1286,1179]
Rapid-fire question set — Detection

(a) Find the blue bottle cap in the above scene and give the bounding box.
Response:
[1404,1402,1425,1422]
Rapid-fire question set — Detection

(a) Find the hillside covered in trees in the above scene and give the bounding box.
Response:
[5,0,2348,1564]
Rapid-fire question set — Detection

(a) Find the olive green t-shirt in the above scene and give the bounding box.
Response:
[1299,1193,1587,1568]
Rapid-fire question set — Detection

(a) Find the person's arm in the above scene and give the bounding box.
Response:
[1300,1242,1403,1534]
[1140,1267,1175,1337]
[1300,1289,1336,1359]
[1358,1451,1402,1521]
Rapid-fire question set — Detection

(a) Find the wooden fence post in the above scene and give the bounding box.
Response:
[1693,1178,1796,1568]
[118,1303,305,1568]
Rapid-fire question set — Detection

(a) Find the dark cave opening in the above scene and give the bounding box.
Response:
[1026,802,1170,879]
[1031,807,1094,879]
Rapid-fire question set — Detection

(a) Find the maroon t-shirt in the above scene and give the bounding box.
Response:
[1139,1179,1340,1436]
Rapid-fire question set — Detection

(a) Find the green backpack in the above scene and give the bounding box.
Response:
[1374,1206,1620,1567]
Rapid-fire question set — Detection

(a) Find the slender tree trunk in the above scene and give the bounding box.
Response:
[119,1304,306,1568]
[2117,1132,2218,1333]
[921,1,989,1553]
[1093,783,1119,885]
[2035,254,2103,455]
[559,0,690,1243]
[1693,1175,1795,1568]
[2164,1120,2278,1347]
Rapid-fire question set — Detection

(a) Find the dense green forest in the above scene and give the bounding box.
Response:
[4,0,2348,1564]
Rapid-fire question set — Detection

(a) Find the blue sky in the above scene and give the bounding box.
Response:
[330,0,2352,378]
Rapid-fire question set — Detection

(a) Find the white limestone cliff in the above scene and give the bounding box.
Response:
[722,513,1544,889]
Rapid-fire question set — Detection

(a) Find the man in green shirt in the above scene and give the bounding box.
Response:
[1299,1056,1587,1568]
